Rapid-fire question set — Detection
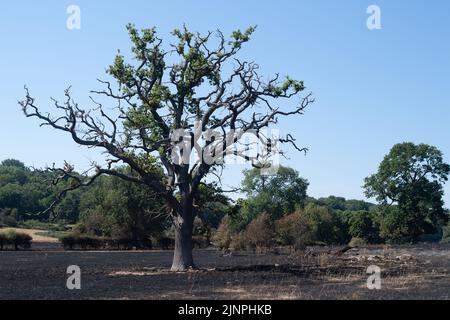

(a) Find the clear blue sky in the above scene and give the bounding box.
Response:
[1,1,449,205]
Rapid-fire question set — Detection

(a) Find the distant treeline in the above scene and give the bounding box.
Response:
[1,157,449,248]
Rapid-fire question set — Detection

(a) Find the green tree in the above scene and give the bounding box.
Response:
[78,167,169,243]
[340,210,380,244]
[0,162,28,186]
[309,196,375,211]
[241,166,309,221]
[21,25,312,270]
[302,204,348,245]
[195,184,231,229]
[364,142,450,242]
[1,159,27,169]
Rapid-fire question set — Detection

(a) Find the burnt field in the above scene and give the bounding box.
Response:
[0,244,449,300]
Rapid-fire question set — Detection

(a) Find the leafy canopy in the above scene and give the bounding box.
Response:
[364,142,450,241]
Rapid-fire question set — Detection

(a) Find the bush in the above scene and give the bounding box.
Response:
[340,210,381,244]
[60,234,104,250]
[0,229,32,250]
[192,235,210,248]
[441,224,450,244]
[276,212,315,249]
[75,212,114,237]
[230,232,248,251]
[60,234,77,250]
[376,206,411,243]
[245,213,275,249]
[193,217,212,248]
[302,204,348,245]
[60,233,154,251]
[213,216,233,251]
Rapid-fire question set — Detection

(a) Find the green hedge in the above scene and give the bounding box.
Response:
[0,229,32,250]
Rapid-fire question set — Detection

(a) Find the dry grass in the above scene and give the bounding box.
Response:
[0,228,58,243]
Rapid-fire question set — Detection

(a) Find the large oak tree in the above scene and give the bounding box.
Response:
[20,25,313,271]
[364,142,450,241]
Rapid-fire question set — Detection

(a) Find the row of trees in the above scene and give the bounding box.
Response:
[3,142,448,249]
[0,159,76,223]
[217,143,449,246]
[0,159,167,241]
[0,158,228,247]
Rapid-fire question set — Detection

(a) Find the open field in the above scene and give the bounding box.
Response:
[0,244,449,300]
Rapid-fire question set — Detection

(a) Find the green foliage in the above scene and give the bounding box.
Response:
[442,221,450,244]
[78,168,169,241]
[106,24,260,133]
[301,204,349,245]
[268,77,305,97]
[0,208,18,227]
[0,159,85,222]
[1,159,27,169]
[310,196,375,211]
[0,157,172,241]
[196,184,231,229]
[339,210,381,244]
[375,205,412,243]
[0,165,28,185]
[364,143,450,242]
[229,26,257,48]
[240,166,309,223]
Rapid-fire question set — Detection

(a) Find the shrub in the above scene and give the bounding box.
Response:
[276,212,315,249]
[376,206,411,243]
[245,213,275,249]
[193,217,212,248]
[341,210,381,244]
[60,234,77,250]
[60,234,104,250]
[302,204,348,245]
[14,232,32,249]
[0,229,32,250]
[192,235,210,248]
[213,216,234,251]
[60,233,155,251]
[75,211,114,237]
[441,224,450,244]
[230,232,248,251]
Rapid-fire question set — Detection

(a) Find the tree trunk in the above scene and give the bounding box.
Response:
[171,211,195,271]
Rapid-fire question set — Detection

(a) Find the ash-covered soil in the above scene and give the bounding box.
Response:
[0,244,449,300]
